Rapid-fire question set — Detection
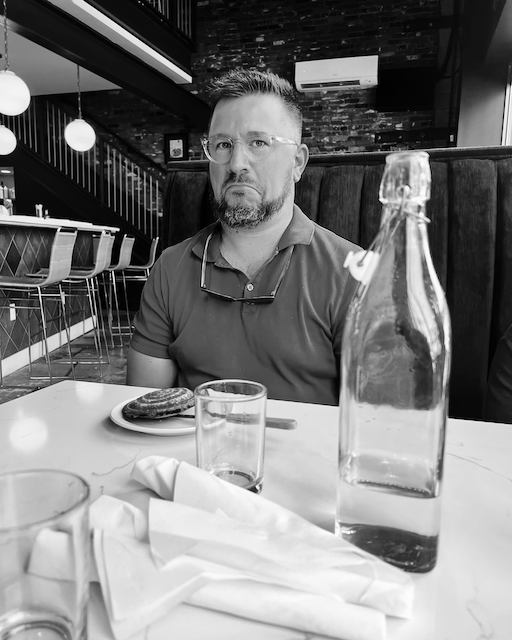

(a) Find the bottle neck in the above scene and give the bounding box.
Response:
[377,201,430,252]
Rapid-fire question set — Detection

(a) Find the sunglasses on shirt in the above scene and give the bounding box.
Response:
[200,229,294,304]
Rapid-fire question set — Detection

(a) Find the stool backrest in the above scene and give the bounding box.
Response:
[44,229,78,286]
[145,236,159,270]
[109,235,135,271]
[92,232,116,275]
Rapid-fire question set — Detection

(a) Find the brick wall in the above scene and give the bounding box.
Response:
[79,0,445,164]
[189,0,442,157]
[78,90,177,168]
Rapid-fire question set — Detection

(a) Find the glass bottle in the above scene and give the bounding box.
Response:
[336,150,451,573]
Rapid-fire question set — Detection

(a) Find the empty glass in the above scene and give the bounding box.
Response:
[195,379,267,493]
[0,469,90,639]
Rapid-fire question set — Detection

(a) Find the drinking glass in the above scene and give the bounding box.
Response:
[195,379,267,493]
[0,469,90,640]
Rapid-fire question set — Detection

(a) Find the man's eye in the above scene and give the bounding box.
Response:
[248,138,269,148]
[215,140,232,151]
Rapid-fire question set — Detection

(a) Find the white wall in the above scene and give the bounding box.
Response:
[457,65,508,147]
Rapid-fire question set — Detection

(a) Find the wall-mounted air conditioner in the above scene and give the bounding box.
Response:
[295,55,379,92]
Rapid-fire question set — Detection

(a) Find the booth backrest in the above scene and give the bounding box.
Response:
[163,146,512,420]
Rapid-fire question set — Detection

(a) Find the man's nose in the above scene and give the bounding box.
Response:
[228,140,250,172]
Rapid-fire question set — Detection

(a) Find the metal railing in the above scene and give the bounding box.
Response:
[1,99,162,240]
[142,0,193,39]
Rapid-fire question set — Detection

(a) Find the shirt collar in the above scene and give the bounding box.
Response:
[191,204,314,262]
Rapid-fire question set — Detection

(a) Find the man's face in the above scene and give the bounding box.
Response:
[208,94,304,229]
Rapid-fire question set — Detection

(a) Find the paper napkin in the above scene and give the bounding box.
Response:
[132,456,413,617]
[94,456,412,640]
[92,498,389,640]
[28,456,414,640]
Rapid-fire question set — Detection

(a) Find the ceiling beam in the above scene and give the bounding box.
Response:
[3,0,210,129]
[84,0,195,68]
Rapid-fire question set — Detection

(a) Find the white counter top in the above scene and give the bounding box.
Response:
[0,380,510,640]
[0,214,119,232]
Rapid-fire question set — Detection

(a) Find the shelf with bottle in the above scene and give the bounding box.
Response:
[0,183,14,201]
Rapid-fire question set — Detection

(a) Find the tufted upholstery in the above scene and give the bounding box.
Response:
[163,146,512,420]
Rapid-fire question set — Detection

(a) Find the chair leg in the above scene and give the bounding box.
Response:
[59,278,111,372]
[92,276,111,363]
[121,272,130,329]
[34,287,53,383]
[86,277,104,371]
[110,271,124,347]
[21,286,77,382]
[102,271,115,349]
[87,276,111,368]
[1,286,78,385]
[58,284,76,381]
[120,272,132,338]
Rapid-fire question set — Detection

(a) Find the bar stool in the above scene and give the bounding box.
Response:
[62,230,116,372]
[119,236,159,328]
[124,236,159,279]
[102,234,135,347]
[0,228,78,386]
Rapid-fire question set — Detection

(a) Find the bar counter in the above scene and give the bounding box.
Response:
[0,214,119,232]
[0,215,120,373]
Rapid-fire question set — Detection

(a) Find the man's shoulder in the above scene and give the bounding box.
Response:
[310,220,361,256]
[289,205,361,255]
[158,224,216,264]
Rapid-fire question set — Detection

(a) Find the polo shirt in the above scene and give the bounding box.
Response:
[131,206,360,405]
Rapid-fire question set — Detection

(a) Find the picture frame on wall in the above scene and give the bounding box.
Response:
[164,133,189,162]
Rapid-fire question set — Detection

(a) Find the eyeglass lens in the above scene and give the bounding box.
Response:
[205,135,277,163]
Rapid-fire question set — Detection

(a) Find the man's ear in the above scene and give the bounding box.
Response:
[293,143,309,183]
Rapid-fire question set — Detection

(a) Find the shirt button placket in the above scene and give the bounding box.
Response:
[243,282,257,311]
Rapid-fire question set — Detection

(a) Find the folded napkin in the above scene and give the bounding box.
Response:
[29,456,414,640]
[95,456,412,640]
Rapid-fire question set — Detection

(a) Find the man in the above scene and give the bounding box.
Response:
[127,68,359,405]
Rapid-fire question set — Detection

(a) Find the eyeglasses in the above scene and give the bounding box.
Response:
[200,229,294,304]
[201,133,298,164]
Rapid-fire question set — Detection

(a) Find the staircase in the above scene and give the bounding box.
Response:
[1,97,164,263]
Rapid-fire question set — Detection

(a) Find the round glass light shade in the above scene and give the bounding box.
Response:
[64,118,96,152]
[0,125,17,155]
[0,70,31,116]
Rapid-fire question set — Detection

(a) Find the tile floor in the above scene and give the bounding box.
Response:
[0,331,129,405]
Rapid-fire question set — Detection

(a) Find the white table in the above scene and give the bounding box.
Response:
[0,380,510,640]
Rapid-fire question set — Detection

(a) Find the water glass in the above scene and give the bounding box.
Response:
[195,379,267,493]
[0,469,90,640]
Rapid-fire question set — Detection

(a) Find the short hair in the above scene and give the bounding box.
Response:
[207,68,303,136]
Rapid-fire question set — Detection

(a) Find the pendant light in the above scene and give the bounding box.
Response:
[64,65,96,152]
[0,0,31,116]
[0,123,16,155]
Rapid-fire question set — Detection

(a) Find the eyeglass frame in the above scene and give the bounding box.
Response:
[200,228,294,304]
[201,133,299,164]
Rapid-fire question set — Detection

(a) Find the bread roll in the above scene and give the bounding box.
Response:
[122,387,194,420]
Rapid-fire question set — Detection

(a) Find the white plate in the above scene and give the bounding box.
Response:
[110,398,196,436]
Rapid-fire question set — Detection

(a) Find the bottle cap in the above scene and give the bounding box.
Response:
[379,150,431,204]
[343,250,379,284]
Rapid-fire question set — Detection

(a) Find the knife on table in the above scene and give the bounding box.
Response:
[177,414,297,430]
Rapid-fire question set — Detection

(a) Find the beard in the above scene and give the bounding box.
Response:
[212,173,293,229]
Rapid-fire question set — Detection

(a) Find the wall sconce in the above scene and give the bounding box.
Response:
[0,124,16,155]
[0,0,31,116]
[64,65,96,152]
